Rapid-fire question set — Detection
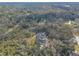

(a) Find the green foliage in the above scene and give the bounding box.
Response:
[0,4,78,56]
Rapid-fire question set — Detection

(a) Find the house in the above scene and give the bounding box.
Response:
[36,32,48,48]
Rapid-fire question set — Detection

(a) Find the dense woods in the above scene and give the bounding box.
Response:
[0,2,79,56]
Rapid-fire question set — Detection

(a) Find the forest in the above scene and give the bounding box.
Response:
[0,2,79,56]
